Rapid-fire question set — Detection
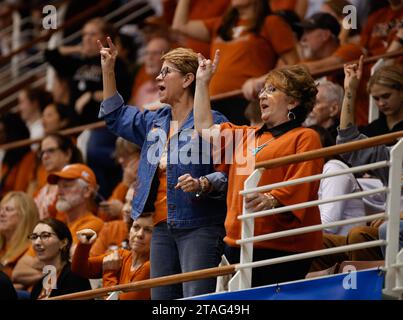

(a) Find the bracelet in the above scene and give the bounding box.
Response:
[265,193,280,209]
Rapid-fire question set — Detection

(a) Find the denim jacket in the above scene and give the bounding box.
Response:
[99,93,228,228]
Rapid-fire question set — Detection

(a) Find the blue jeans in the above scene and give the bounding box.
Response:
[379,221,403,257]
[150,222,225,300]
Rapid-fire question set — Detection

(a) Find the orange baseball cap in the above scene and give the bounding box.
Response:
[47,163,97,188]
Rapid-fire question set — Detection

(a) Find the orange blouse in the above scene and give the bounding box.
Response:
[72,243,150,300]
[217,123,324,252]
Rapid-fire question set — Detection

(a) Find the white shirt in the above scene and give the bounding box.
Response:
[318,159,366,235]
[28,118,45,151]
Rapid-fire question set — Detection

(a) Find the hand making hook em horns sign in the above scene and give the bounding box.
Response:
[196,49,220,84]
[97,36,118,73]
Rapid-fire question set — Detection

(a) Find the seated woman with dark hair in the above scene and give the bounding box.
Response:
[30,218,91,299]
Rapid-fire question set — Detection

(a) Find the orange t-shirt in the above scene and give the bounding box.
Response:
[160,0,230,58]
[130,65,153,105]
[72,243,150,300]
[0,244,28,278]
[184,0,231,58]
[333,43,364,63]
[68,212,104,244]
[89,220,129,257]
[269,0,297,12]
[152,168,168,226]
[203,15,296,96]
[0,151,36,197]
[218,123,324,252]
[98,182,128,221]
[360,6,403,56]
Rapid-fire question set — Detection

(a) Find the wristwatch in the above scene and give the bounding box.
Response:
[200,176,211,192]
[196,176,210,197]
[265,193,280,209]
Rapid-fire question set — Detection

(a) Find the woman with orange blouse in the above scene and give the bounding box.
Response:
[193,51,324,286]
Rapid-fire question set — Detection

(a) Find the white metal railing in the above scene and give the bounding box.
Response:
[230,138,403,298]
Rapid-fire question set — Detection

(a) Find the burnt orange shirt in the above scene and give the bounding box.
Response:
[68,212,104,245]
[333,43,363,63]
[130,65,152,105]
[72,243,150,300]
[203,15,296,96]
[218,123,323,252]
[98,182,128,221]
[269,0,296,12]
[0,244,28,277]
[1,151,35,197]
[360,6,403,56]
[184,0,231,58]
[152,168,168,226]
[90,220,129,257]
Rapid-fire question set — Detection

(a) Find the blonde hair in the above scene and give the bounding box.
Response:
[161,47,199,95]
[367,64,403,94]
[265,65,318,115]
[114,137,141,159]
[0,192,39,265]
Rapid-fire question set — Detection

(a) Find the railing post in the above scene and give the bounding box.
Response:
[229,169,263,291]
[383,138,403,297]
[368,59,384,123]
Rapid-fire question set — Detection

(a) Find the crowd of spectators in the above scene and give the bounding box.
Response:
[0,0,402,300]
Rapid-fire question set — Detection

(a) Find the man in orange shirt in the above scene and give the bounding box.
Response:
[12,164,104,289]
[242,13,363,103]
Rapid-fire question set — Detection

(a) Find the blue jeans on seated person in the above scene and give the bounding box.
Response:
[379,221,403,257]
[150,222,225,300]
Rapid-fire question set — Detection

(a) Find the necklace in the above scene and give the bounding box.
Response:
[251,136,275,156]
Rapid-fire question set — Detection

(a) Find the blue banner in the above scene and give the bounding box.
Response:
[186,269,384,300]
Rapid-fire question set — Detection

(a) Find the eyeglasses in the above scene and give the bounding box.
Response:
[39,147,60,158]
[258,85,278,98]
[28,232,57,241]
[158,66,181,79]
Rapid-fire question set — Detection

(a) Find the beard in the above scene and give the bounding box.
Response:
[56,192,84,212]
[56,199,72,212]
[303,114,318,127]
[300,45,313,60]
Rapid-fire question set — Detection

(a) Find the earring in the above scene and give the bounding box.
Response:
[287,109,296,120]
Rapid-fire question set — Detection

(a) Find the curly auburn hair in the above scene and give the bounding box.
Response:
[265,65,318,120]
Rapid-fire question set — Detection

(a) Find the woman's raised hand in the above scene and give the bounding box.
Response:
[196,49,220,84]
[76,229,97,244]
[97,37,118,73]
[344,55,364,92]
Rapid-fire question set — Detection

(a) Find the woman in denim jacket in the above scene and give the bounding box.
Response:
[97,38,228,299]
